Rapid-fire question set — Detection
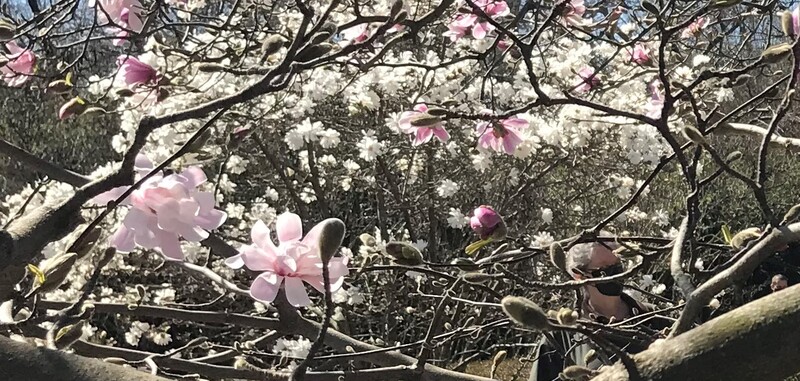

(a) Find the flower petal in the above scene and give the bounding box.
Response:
[284,277,312,307]
[276,212,303,243]
[250,272,282,303]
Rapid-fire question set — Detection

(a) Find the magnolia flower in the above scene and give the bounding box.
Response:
[644,80,664,119]
[681,17,708,39]
[574,67,600,93]
[398,104,450,146]
[90,0,145,45]
[470,205,504,240]
[443,0,510,41]
[628,44,651,65]
[1,41,36,87]
[117,55,159,87]
[475,114,528,155]
[94,155,227,260]
[561,0,586,27]
[339,24,371,46]
[225,213,350,307]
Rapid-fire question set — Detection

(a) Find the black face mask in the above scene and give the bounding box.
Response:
[595,281,624,296]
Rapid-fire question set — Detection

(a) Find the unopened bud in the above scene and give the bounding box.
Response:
[295,43,334,63]
[83,107,106,116]
[682,126,707,146]
[729,74,752,87]
[550,242,566,271]
[310,31,332,45]
[409,113,442,127]
[69,228,102,259]
[58,97,87,120]
[319,22,338,35]
[103,357,128,364]
[115,88,135,97]
[425,107,448,117]
[725,151,742,163]
[261,35,285,57]
[501,296,552,331]
[462,272,495,284]
[55,323,85,349]
[783,11,795,38]
[761,43,792,64]
[384,241,424,266]
[556,307,579,325]
[562,365,597,380]
[730,227,761,250]
[583,349,597,364]
[34,252,78,294]
[393,11,408,24]
[641,1,659,15]
[783,204,800,225]
[0,20,15,41]
[390,0,404,18]
[318,218,346,263]
[359,233,377,247]
[46,79,72,94]
[451,258,479,271]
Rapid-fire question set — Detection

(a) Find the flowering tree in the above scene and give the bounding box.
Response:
[3,0,800,380]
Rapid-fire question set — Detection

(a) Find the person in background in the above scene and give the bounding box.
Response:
[771,274,789,293]
[528,238,670,381]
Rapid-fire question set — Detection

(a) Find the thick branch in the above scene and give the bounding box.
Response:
[594,282,800,381]
[0,334,166,381]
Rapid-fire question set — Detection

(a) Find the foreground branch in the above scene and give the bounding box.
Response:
[594,282,800,381]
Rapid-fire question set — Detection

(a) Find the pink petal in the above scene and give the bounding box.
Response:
[300,221,326,248]
[502,117,528,129]
[471,22,490,39]
[225,253,246,269]
[432,127,450,143]
[250,272,282,303]
[276,212,303,243]
[251,220,275,250]
[237,245,278,271]
[195,209,227,230]
[93,186,131,205]
[155,230,184,261]
[284,277,312,307]
[413,104,428,112]
[180,166,207,188]
[413,128,433,146]
[110,225,136,253]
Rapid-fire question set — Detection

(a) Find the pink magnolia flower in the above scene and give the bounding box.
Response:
[1,41,36,87]
[470,205,503,240]
[574,67,601,93]
[787,7,800,38]
[94,155,227,261]
[117,55,159,87]
[398,103,450,146]
[644,80,664,119]
[681,17,708,39]
[89,0,144,46]
[225,213,350,307]
[443,0,510,41]
[475,113,528,155]
[561,0,586,27]
[628,44,651,65]
[339,24,371,46]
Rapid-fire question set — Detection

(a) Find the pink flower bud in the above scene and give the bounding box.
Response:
[58,97,87,120]
[470,205,505,240]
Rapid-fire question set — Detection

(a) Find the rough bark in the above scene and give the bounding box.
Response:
[0,335,166,381]
[594,282,800,381]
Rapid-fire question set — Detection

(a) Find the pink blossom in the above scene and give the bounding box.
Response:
[475,113,527,155]
[398,103,450,146]
[644,80,664,119]
[681,17,708,39]
[339,24,371,46]
[628,44,651,65]
[94,155,227,261]
[1,41,36,87]
[443,0,510,41]
[574,67,601,93]
[89,0,144,45]
[470,205,503,240]
[561,0,586,27]
[789,7,800,38]
[117,55,159,87]
[225,213,350,307]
